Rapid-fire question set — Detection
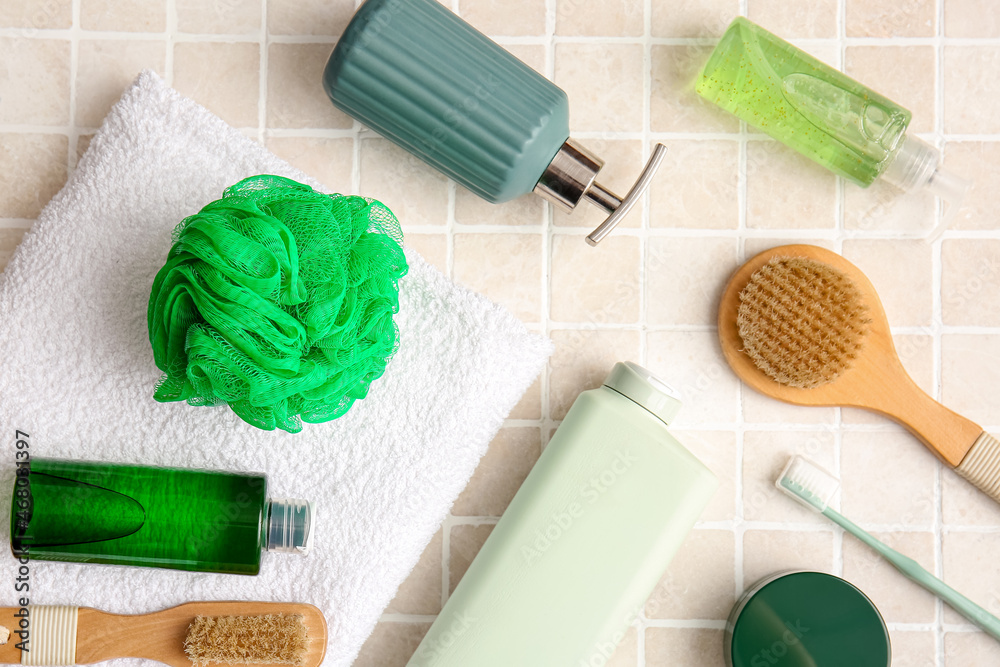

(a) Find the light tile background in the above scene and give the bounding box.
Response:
[2,0,1000,665]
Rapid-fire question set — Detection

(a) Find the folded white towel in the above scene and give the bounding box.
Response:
[0,71,550,665]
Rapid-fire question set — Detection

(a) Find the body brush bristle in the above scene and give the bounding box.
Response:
[184,614,309,666]
[736,256,872,388]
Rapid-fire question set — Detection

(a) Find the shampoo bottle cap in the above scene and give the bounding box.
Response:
[266,498,314,555]
[603,361,683,425]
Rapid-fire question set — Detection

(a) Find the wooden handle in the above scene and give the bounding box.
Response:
[78,602,327,667]
[76,608,189,666]
[858,367,983,469]
[0,607,33,664]
[0,602,327,667]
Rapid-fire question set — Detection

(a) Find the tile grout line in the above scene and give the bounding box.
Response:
[831,0,847,582]
[638,0,651,373]
[734,0,749,616]
[164,0,174,86]
[66,0,80,174]
[0,219,36,230]
[440,514,452,613]
[9,26,1000,47]
[638,0,653,659]
[540,0,555,458]
[376,613,989,633]
[352,0,368,206]
[531,0,558,650]
[434,0,463,623]
[288,222,1000,241]
[350,121,362,195]
[13,123,1000,143]
[342,318,1000,336]
[933,1,947,663]
[445,0,460,286]
[256,0,268,145]
[349,2,362,200]
[445,184,456,280]
[448,512,1000,533]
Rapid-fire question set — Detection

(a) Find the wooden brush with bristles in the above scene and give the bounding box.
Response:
[736,256,872,389]
[185,614,310,667]
[0,602,326,667]
[719,244,1000,506]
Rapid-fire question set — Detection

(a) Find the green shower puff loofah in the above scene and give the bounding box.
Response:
[147,174,408,433]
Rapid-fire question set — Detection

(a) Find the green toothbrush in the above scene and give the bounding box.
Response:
[777,455,1000,642]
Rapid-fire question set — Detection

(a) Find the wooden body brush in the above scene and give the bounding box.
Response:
[0,602,326,666]
[719,244,1000,505]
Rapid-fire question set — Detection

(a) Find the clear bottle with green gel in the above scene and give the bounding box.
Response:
[10,458,312,575]
[697,17,967,201]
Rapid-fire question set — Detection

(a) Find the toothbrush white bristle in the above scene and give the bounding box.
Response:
[776,455,840,511]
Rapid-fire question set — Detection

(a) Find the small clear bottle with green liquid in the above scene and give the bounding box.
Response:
[10,458,313,575]
[696,17,968,206]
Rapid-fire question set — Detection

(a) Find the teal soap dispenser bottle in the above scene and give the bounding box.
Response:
[323,0,665,245]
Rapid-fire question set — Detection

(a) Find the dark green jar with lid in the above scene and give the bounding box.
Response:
[726,571,891,667]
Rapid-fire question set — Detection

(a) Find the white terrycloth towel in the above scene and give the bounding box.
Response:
[0,71,550,665]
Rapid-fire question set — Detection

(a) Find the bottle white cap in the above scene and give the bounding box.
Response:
[266,498,314,555]
[603,361,683,425]
[881,134,971,228]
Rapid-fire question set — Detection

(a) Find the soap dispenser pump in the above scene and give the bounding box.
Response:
[323,0,665,245]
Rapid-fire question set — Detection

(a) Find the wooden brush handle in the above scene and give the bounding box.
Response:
[0,606,77,665]
[866,371,984,468]
[0,602,327,667]
[76,608,190,665]
[0,605,191,666]
[867,374,1000,504]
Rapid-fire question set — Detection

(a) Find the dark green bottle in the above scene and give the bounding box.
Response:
[10,458,313,575]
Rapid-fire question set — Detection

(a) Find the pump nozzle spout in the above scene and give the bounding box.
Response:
[533,140,667,246]
[586,144,667,246]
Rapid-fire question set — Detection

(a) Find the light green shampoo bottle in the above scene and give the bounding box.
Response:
[697,17,967,203]
[407,362,718,666]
